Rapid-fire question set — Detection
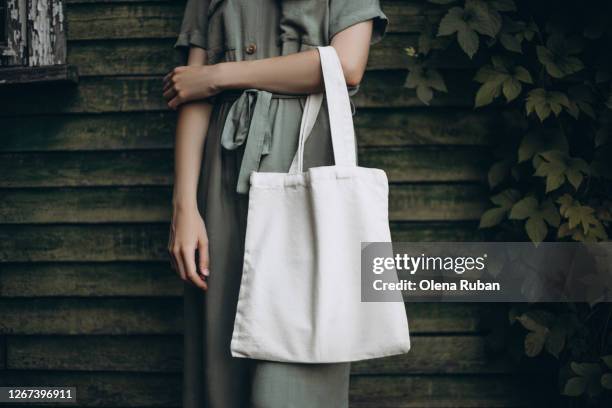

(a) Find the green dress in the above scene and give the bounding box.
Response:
[174,1,387,407]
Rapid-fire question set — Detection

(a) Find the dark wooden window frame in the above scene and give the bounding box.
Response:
[0,0,77,85]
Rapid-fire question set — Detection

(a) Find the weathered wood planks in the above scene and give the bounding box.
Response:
[0,184,486,223]
[0,370,523,407]
[6,334,510,374]
[0,72,477,116]
[0,298,183,335]
[349,375,524,408]
[0,371,181,406]
[0,262,182,297]
[0,223,481,262]
[63,1,426,42]
[0,299,488,335]
[0,147,488,187]
[0,112,176,152]
[0,224,169,262]
[0,0,519,406]
[0,109,504,152]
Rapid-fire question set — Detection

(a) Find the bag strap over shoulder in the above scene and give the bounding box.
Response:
[289,46,357,173]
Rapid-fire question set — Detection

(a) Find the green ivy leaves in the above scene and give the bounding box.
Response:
[407,0,609,248]
[567,85,596,119]
[557,195,608,241]
[536,34,584,78]
[516,313,550,357]
[479,189,520,228]
[565,362,604,397]
[404,63,448,105]
[509,197,560,243]
[438,8,478,58]
[473,57,533,107]
[404,3,612,406]
[534,150,590,192]
[437,0,502,58]
[498,17,536,53]
[563,356,612,397]
[514,311,572,358]
[526,88,571,121]
[518,130,568,163]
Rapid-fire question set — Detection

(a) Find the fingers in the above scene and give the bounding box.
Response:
[181,247,208,291]
[162,72,172,91]
[162,66,188,93]
[198,237,210,278]
[170,256,179,273]
[162,70,173,85]
[168,242,179,274]
[169,243,207,291]
[168,96,183,110]
[163,86,178,101]
[162,82,183,109]
[168,236,189,283]
[167,230,180,273]
[162,70,180,108]
[162,79,174,94]
[171,246,186,280]
[162,67,184,89]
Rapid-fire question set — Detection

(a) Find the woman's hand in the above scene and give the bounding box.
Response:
[163,64,224,109]
[168,204,209,290]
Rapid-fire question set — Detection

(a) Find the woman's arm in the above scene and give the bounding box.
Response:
[163,20,373,109]
[168,46,212,290]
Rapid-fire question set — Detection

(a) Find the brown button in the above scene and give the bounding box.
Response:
[245,43,257,55]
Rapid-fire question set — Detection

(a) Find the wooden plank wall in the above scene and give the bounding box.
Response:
[0,0,525,406]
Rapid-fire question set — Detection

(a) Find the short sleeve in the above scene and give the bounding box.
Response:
[174,0,210,55]
[329,0,388,44]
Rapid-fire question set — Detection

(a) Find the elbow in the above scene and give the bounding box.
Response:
[340,60,365,88]
[344,70,363,88]
[331,43,368,87]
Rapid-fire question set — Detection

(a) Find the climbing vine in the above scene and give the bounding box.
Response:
[404,0,612,404]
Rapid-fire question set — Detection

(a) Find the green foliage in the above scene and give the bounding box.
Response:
[437,0,502,58]
[557,194,608,241]
[533,150,589,192]
[474,57,533,106]
[405,0,612,404]
[403,58,447,105]
[403,0,611,245]
[564,362,603,397]
[508,196,559,243]
[525,89,571,121]
[514,310,574,358]
[479,188,519,228]
[505,303,612,403]
[536,34,584,79]
[567,85,596,119]
[518,130,568,163]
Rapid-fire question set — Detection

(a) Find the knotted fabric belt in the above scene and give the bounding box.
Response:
[218,89,306,194]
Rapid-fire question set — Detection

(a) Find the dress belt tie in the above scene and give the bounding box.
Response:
[218,88,352,194]
[219,89,302,194]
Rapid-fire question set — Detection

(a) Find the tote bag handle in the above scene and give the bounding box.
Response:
[289,46,357,173]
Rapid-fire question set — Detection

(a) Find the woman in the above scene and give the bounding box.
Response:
[163,1,387,407]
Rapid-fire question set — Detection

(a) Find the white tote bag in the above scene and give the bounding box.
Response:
[230,46,411,363]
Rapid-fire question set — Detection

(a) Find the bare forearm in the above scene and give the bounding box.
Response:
[173,48,212,210]
[164,21,373,108]
[218,50,324,94]
[173,101,212,209]
[216,20,373,95]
